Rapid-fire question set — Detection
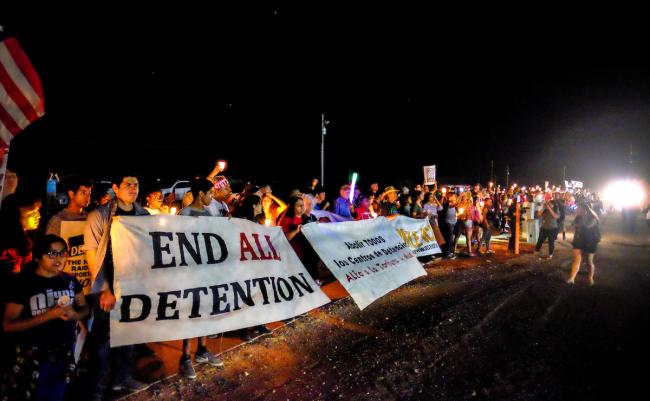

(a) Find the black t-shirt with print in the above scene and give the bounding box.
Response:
[6,271,82,348]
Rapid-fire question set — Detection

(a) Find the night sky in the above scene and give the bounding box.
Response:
[2,3,649,195]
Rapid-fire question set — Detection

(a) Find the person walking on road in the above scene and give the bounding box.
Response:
[535,197,559,258]
[567,202,601,285]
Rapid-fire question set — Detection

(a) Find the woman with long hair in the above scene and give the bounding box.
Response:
[2,234,89,401]
[567,202,601,285]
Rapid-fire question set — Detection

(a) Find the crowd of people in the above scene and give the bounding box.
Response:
[0,161,629,401]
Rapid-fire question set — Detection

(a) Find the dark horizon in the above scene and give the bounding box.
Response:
[2,3,649,195]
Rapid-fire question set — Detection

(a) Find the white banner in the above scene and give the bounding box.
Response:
[388,216,442,256]
[301,218,427,310]
[109,216,330,347]
[60,221,92,294]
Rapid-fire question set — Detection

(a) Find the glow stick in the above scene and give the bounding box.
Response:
[349,172,358,202]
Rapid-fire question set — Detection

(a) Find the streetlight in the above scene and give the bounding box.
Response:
[321,114,329,186]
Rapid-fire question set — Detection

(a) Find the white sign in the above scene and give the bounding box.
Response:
[564,180,584,190]
[423,165,436,186]
[301,218,427,310]
[60,221,91,294]
[388,216,442,256]
[109,216,330,347]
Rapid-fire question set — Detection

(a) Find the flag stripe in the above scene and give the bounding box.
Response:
[0,97,22,136]
[1,38,44,116]
[0,37,44,140]
[0,78,31,130]
[0,62,40,124]
[0,122,13,147]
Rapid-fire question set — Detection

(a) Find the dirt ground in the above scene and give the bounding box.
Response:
[114,217,650,401]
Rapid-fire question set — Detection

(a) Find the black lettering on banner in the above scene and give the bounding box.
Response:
[183,287,208,318]
[156,290,181,320]
[269,277,281,303]
[209,284,231,315]
[251,277,272,305]
[150,232,176,268]
[276,277,294,301]
[288,273,314,297]
[230,280,254,310]
[203,233,228,264]
[120,294,152,322]
[177,232,202,266]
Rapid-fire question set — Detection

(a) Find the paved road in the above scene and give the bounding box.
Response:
[123,214,650,401]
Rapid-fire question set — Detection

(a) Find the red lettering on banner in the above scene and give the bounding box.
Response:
[252,233,272,260]
[239,233,260,261]
[265,235,281,261]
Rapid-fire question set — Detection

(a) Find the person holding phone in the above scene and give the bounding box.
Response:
[535,197,560,258]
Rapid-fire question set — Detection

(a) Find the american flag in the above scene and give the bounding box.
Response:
[0,37,45,148]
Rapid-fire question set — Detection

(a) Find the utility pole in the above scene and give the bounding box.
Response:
[505,165,510,188]
[321,113,327,186]
[563,165,566,185]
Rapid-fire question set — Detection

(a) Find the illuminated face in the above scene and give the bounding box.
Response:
[262,194,273,209]
[20,204,41,231]
[317,192,326,202]
[3,170,18,193]
[340,188,350,200]
[302,196,313,214]
[69,185,92,209]
[146,190,163,209]
[386,191,398,203]
[38,241,67,275]
[100,193,112,205]
[214,185,232,202]
[253,201,263,216]
[200,189,214,206]
[371,183,379,192]
[113,177,139,204]
[294,199,305,216]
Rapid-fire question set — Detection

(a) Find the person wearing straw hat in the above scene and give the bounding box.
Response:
[379,186,399,216]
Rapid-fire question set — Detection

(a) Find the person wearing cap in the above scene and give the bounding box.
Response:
[204,175,231,217]
[379,186,399,216]
[334,184,354,218]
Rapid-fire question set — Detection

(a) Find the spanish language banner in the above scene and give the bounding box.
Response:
[109,216,331,347]
[388,216,442,257]
[301,217,427,310]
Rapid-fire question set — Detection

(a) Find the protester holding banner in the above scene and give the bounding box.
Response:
[334,184,354,219]
[2,234,89,401]
[83,174,150,397]
[45,176,92,235]
[177,178,225,378]
[143,188,169,215]
[379,186,399,217]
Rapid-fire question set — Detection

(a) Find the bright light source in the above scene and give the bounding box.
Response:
[603,179,646,210]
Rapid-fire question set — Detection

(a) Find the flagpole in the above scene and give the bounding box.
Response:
[0,145,10,209]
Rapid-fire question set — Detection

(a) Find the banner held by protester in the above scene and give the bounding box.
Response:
[109,216,330,347]
[301,217,427,310]
[389,215,442,256]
